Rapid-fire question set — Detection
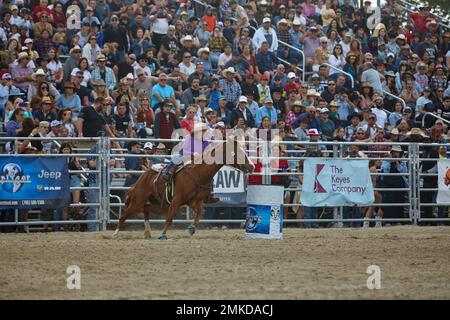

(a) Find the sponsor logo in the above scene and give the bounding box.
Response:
[314,164,326,193]
[245,206,262,231]
[0,163,31,193]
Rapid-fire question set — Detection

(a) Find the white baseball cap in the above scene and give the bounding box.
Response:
[320,107,330,113]
[216,121,225,128]
[144,142,153,149]
[239,96,248,103]
[288,72,296,79]
[263,17,271,24]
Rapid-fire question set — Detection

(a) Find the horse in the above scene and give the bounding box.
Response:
[112,137,255,239]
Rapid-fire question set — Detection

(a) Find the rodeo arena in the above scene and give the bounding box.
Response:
[0,0,449,302]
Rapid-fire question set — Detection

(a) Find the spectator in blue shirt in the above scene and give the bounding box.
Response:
[256,98,278,127]
[255,41,278,75]
[151,73,178,111]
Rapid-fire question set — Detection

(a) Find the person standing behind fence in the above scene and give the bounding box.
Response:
[124,141,145,188]
[378,145,409,224]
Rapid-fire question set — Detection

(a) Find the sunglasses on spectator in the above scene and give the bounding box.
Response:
[184,55,191,58]
[328,83,335,86]
[41,86,48,90]
[77,75,83,78]
[160,79,167,82]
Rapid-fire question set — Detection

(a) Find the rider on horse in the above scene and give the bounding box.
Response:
[162,122,220,203]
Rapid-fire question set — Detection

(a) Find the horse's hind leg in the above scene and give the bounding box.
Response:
[143,205,151,239]
[188,202,204,236]
[113,191,146,237]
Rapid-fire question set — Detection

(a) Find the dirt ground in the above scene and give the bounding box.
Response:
[0,226,449,299]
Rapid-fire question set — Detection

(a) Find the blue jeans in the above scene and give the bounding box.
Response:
[211,52,221,68]
[303,206,318,228]
[343,206,361,228]
[87,182,99,232]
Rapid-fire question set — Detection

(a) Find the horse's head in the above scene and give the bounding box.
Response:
[223,136,255,174]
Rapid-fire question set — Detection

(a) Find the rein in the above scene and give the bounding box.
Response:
[184,168,214,193]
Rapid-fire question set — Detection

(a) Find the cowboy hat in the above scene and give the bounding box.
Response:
[94,79,106,87]
[180,35,193,46]
[329,100,339,107]
[361,81,372,89]
[17,52,29,61]
[32,68,47,80]
[41,96,53,104]
[406,128,427,137]
[307,89,320,97]
[156,143,166,150]
[390,145,403,153]
[222,67,236,77]
[96,54,107,62]
[197,47,210,56]
[277,18,289,26]
[69,45,82,54]
[196,95,208,102]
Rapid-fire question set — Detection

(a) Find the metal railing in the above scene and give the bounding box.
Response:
[397,0,450,30]
[322,63,355,88]
[383,90,407,110]
[2,136,448,230]
[191,0,307,82]
[422,112,450,127]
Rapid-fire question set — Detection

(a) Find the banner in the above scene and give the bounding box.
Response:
[301,158,374,207]
[0,157,70,209]
[245,185,283,240]
[437,159,450,204]
[210,166,246,206]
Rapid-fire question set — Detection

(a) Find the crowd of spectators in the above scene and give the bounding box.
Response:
[0,0,449,231]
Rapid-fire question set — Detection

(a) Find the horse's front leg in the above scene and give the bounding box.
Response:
[187,201,204,236]
[159,204,178,240]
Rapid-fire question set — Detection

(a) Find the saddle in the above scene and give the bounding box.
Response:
[152,164,188,205]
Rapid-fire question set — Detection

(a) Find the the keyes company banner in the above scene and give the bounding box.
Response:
[301,158,374,207]
[0,157,70,209]
[210,166,246,206]
[437,159,450,204]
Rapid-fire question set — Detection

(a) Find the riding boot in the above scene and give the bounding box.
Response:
[162,165,177,182]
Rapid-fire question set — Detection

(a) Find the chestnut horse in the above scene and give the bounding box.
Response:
[112,137,254,239]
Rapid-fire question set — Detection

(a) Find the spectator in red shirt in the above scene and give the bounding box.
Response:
[33,0,54,24]
[409,4,435,34]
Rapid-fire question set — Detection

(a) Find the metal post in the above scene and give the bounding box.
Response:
[263,141,271,185]
[414,143,421,225]
[99,136,110,231]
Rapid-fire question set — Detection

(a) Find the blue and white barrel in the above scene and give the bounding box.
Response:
[245,185,284,240]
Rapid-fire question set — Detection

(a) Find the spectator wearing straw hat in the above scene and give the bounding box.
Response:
[91,54,117,94]
[62,46,82,83]
[11,52,33,93]
[33,96,57,123]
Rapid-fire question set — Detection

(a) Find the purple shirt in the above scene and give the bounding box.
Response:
[180,133,209,156]
[11,65,33,92]
[304,36,320,59]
